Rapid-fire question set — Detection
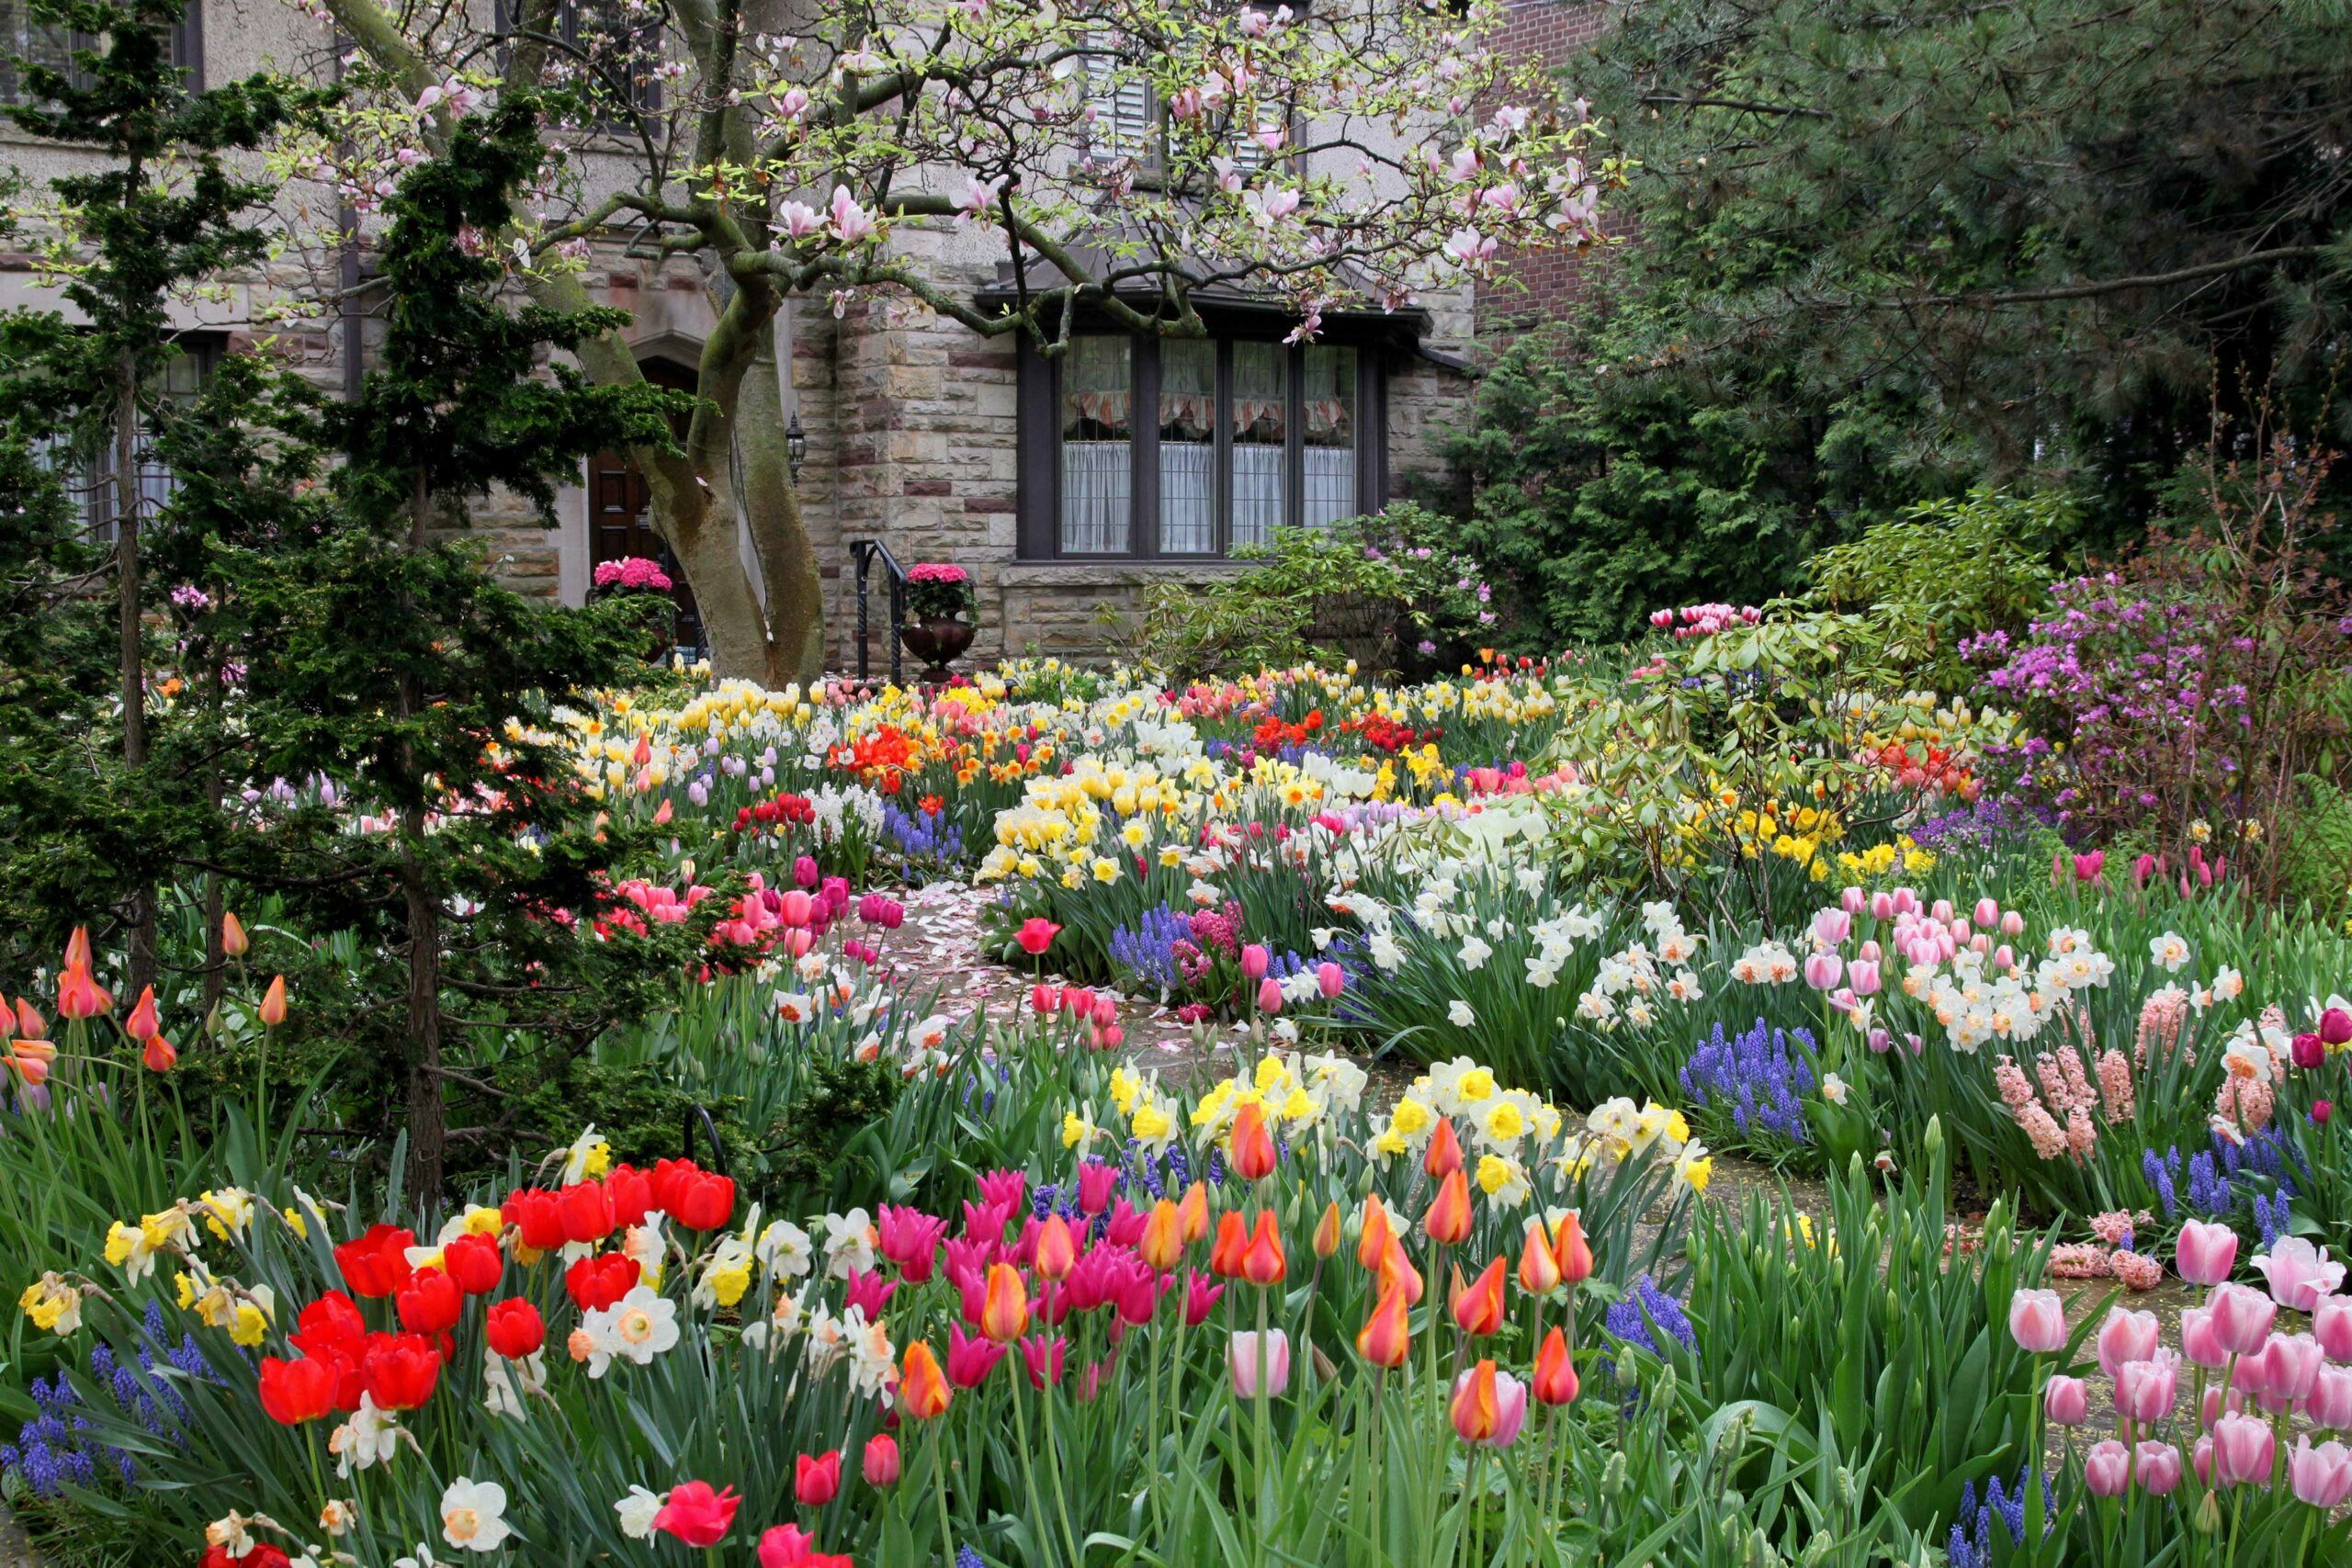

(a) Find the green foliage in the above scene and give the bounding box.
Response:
[1552,0,2352,554]
[1804,490,2063,693]
[1447,311,1954,647]
[2278,776,2352,923]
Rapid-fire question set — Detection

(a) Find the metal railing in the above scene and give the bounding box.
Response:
[848,538,909,684]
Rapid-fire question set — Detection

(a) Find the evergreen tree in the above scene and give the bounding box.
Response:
[0,0,308,987]
[213,96,693,1193]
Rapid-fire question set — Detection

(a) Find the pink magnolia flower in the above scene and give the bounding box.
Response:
[828,186,876,244]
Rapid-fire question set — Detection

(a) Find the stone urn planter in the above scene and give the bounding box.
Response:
[900,560,979,682]
[899,616,977,682]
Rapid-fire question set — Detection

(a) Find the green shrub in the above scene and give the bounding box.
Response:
[1804,489,2062,694]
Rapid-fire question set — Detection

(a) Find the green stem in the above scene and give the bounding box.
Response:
[930,1424,957,1568]
[1038,1350,1082,1568]
[1255,1282,1272,1568]
[1008,1365,1057,1568]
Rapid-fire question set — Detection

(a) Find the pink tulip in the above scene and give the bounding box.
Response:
[2000,910,2026,936]
[2254,1237,2346,1313]
[2181,1306,2229,1370]
[1993,943,2016,971]
[2308,1364,2352,1430]
[2193,1434,2214,1486]
[2097,1307,2160,1378]
[2263,1333,2325,1404]
[2084,1440,2131,1497]
[1859,939,1882,962]
[1227,1329,1290,1397]
[1811,908,1852,948]
[2291,1437,2352,1507]
[2177,1219,2238,1288]
[2211,1413,2276,1487]
[1316,962,1344,999]
[2203,1383,2245,1431]
[2044,1374,2089,1427]
[2135,1440,2183,1495]
[2324,1007,2352,1046]
[2317,1296,2352,1363]
[2074,852,2105,882]
[2116,1354,2179,1426]
[1240,944,1270,981]
[1839,886,1867,915]
[1973,897,2000,929]
[1891,887,1919,916]
[1848,960,1882,997]
[2210,1282,2278,1357]
[1803,952,1843,991]
[778,889,815,927]
[1256,977,1283,1014]
[2008,1289,2068,1354]
[1869,891,1895,920]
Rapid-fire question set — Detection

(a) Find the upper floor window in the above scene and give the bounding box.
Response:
[35,337,219,542]
[0,0,200,102]
[1019,329,1385,560]
[493,0,662,126]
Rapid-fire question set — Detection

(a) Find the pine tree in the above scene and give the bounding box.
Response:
[0,0,309,987]
[213,95,693,1193]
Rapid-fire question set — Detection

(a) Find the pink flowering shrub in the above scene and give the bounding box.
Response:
[593,556,674,593]
[905,561,977,622]
[1647,603,1762,638]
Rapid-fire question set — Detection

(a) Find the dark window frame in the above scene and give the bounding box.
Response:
[0,0,200,104]
[491,0,662,130]
[1016,318,1388,563]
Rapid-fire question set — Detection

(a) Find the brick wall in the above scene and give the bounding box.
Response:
[1476,0,1619,333]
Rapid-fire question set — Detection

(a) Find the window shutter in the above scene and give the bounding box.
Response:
[1088,43,1156,164]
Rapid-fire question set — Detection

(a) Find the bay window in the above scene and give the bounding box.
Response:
[1018,327,1387,560]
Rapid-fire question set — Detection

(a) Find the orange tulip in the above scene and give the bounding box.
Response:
[1451,1359,1503,1442]
[15,998,46,1041]
[1451,1257,1507,1336]
[1240,1210,1287,1287]
[1312,1201,1342,1259]
[1177,1181,1209,1243]
[1377,1235,1425,1306]
[55,964,108,1021]
[1552,1211,1593,1287]
[1424,1117,1464,1179]
[124,986,159,1042]
[62,927,91,973]
[220,911,249,958]
[141,1033,177,1073]
[1532,1326,1578,1406]
[900,1340,953,1420]
[1356,1284,1411,1369]
[1355,1194,1394,1271]
[258,976,288,1028]
[1423,1168,1473,1247]
[1228,1101,1277,1182]
[1137,1199,1185,1271]
[1517,1222,1561,1296]
[1209,1210,1249,1279]
[1035,1214,1077,1281]
[979,1262,1029,1343]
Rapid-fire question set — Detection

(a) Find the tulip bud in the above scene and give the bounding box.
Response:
[220,911,249,957]
[862,1433,900,1488]
[1312,1201,1341,1259]
[258,975,288,1027]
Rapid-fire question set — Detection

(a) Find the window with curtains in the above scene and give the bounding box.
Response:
[0,0,198,100]
[1022,330,1383,559]
[33,342,219,543]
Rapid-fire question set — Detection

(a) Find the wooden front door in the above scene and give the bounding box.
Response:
[587,360,705,656]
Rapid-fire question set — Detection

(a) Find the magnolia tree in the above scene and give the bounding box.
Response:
[296,0,1611,682]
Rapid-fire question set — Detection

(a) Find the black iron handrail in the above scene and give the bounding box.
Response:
[849,538,909,685]
[681,1102,730,1178]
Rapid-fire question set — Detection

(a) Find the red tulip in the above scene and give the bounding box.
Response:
[1014,918,1061,956]
[257,1355,337,1424]
[141,1033,177,1072]
[1424,1117,1464,1179]
[1532,1326,1578,1406]
[442,1232,504,1295]
[1551,1211,1594,1287]
[862,1433,900,1487]
[565,1252,641,1313]
[795,1449,842,1506]
[606,1164,654,1227]
[1423,1169,1473,1247]
[334,1224,416,1299]
[395,1268,463,1337]
[485,1297,545,1359]
[673,1169,736,1231]
[1356,1284,1411,1369]
[558,1180,616,1244]
[1209,1210,1248,1278]
[503,1188,566,1253]
[652,1481,740,1548]
[359,1332,441,1411]
[757,1525,853,1567]
[1240,1210,1287,1287]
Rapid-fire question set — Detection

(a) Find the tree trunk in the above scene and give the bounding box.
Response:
[114,341,157,996]
[399,470,446,1198]
[739,314,827,685]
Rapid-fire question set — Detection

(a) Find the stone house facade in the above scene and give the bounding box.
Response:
[1,0,1599,673]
